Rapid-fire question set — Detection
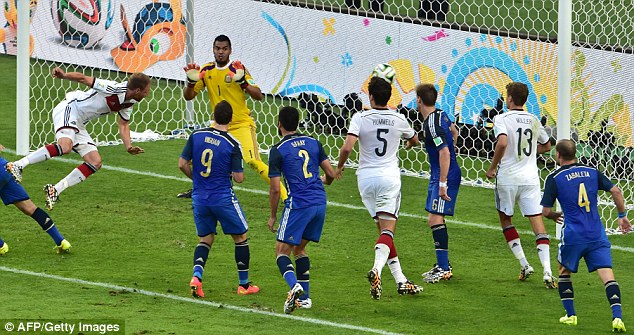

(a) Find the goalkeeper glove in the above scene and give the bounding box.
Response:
[228,60,248,89]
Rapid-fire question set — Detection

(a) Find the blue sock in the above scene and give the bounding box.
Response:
[559,275,576,316]
[0,238,4,247]
[431,224,449,270]
[605,280,623,319]
[31,207,64,245]
[192,242,211,280]
[276,254,297,289]
[235,239,250,286]
[295,255,310,299]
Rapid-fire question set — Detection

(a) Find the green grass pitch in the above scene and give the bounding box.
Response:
[1,53,633,334]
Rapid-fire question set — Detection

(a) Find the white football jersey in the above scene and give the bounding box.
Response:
[347,108,416,179]
[63,78,134,125]
[492,109,549,185]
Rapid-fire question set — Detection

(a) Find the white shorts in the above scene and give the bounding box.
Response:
[358,175,401,219]
[52,101,98,157]
[495,184,542,217]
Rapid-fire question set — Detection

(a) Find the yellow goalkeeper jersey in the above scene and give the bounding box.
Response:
[193,61,258,128]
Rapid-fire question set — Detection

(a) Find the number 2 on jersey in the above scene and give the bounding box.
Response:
[578,182,591,212]
[298,149,313,178]
[200,148,213,177]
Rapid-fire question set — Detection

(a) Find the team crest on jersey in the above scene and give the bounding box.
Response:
[224,75,232,83]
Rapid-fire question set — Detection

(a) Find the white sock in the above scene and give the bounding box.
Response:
[373,244,390,276]
[507,238,529,267]
[54,168,88,194]
[17,146,57,168]
[537,243,552,275]
[387,257,407,284]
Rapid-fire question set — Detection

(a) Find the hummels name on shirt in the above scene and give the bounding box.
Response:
[372,119,395,126]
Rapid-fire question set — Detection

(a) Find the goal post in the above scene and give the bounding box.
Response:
[555,0,572,239]
[16,0,30,156]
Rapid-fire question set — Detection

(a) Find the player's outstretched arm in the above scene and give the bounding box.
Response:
[51,67,94,87]
[183,63,200,101]
[0,144,4,152]
[178,157,192,179]
[320,159,337,185]
[404,136,420,150]
[117,116,144,155]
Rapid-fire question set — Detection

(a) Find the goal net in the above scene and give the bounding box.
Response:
[16,0,634,233]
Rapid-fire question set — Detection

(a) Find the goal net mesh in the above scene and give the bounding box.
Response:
[19,0,633,232]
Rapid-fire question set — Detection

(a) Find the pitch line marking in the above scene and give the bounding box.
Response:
[0,266,403,335]
[4,149,633,253]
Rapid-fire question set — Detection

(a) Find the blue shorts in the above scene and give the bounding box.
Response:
[558,239,612,273]
[193,201,249,236]
[425,180,460,216]
[0,165,29,206]
[277,204,326,246]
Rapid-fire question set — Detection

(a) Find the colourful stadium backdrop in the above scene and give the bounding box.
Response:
[5,0,633,147]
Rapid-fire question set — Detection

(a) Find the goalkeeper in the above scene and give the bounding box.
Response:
[182,34,288,201]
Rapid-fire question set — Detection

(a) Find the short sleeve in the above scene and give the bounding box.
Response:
[268,146,283,178]
[492,115,507,138]
[597,170,615,192]
[231,144,244,173]
[427,113,448,150]
[193,78,205,94]
[180,136,194,161]
[347,113,361,137]
[92,78,125,95]
[400,118,416,140]
[118,109,131,122]
[244,67,258,88]
[317,141,328,163]
[540,174,558,207]
[536,124,550,145]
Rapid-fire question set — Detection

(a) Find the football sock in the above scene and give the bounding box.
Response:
[503,226,528,267]
[295,255,310,299]
[535,234,552,274]
[276,254,298,289]
[0,238,4,247]
[31,207,64,245]
[16,144,63,168]
[431,224,450,270]
[373,230,393,276]
[388,257,407,284]
[605,280,623,319]
[248,159,289,201]
[55,162,98,194]
[559,275,576,316]
[235,239,250,285]
[192,242,211,280]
